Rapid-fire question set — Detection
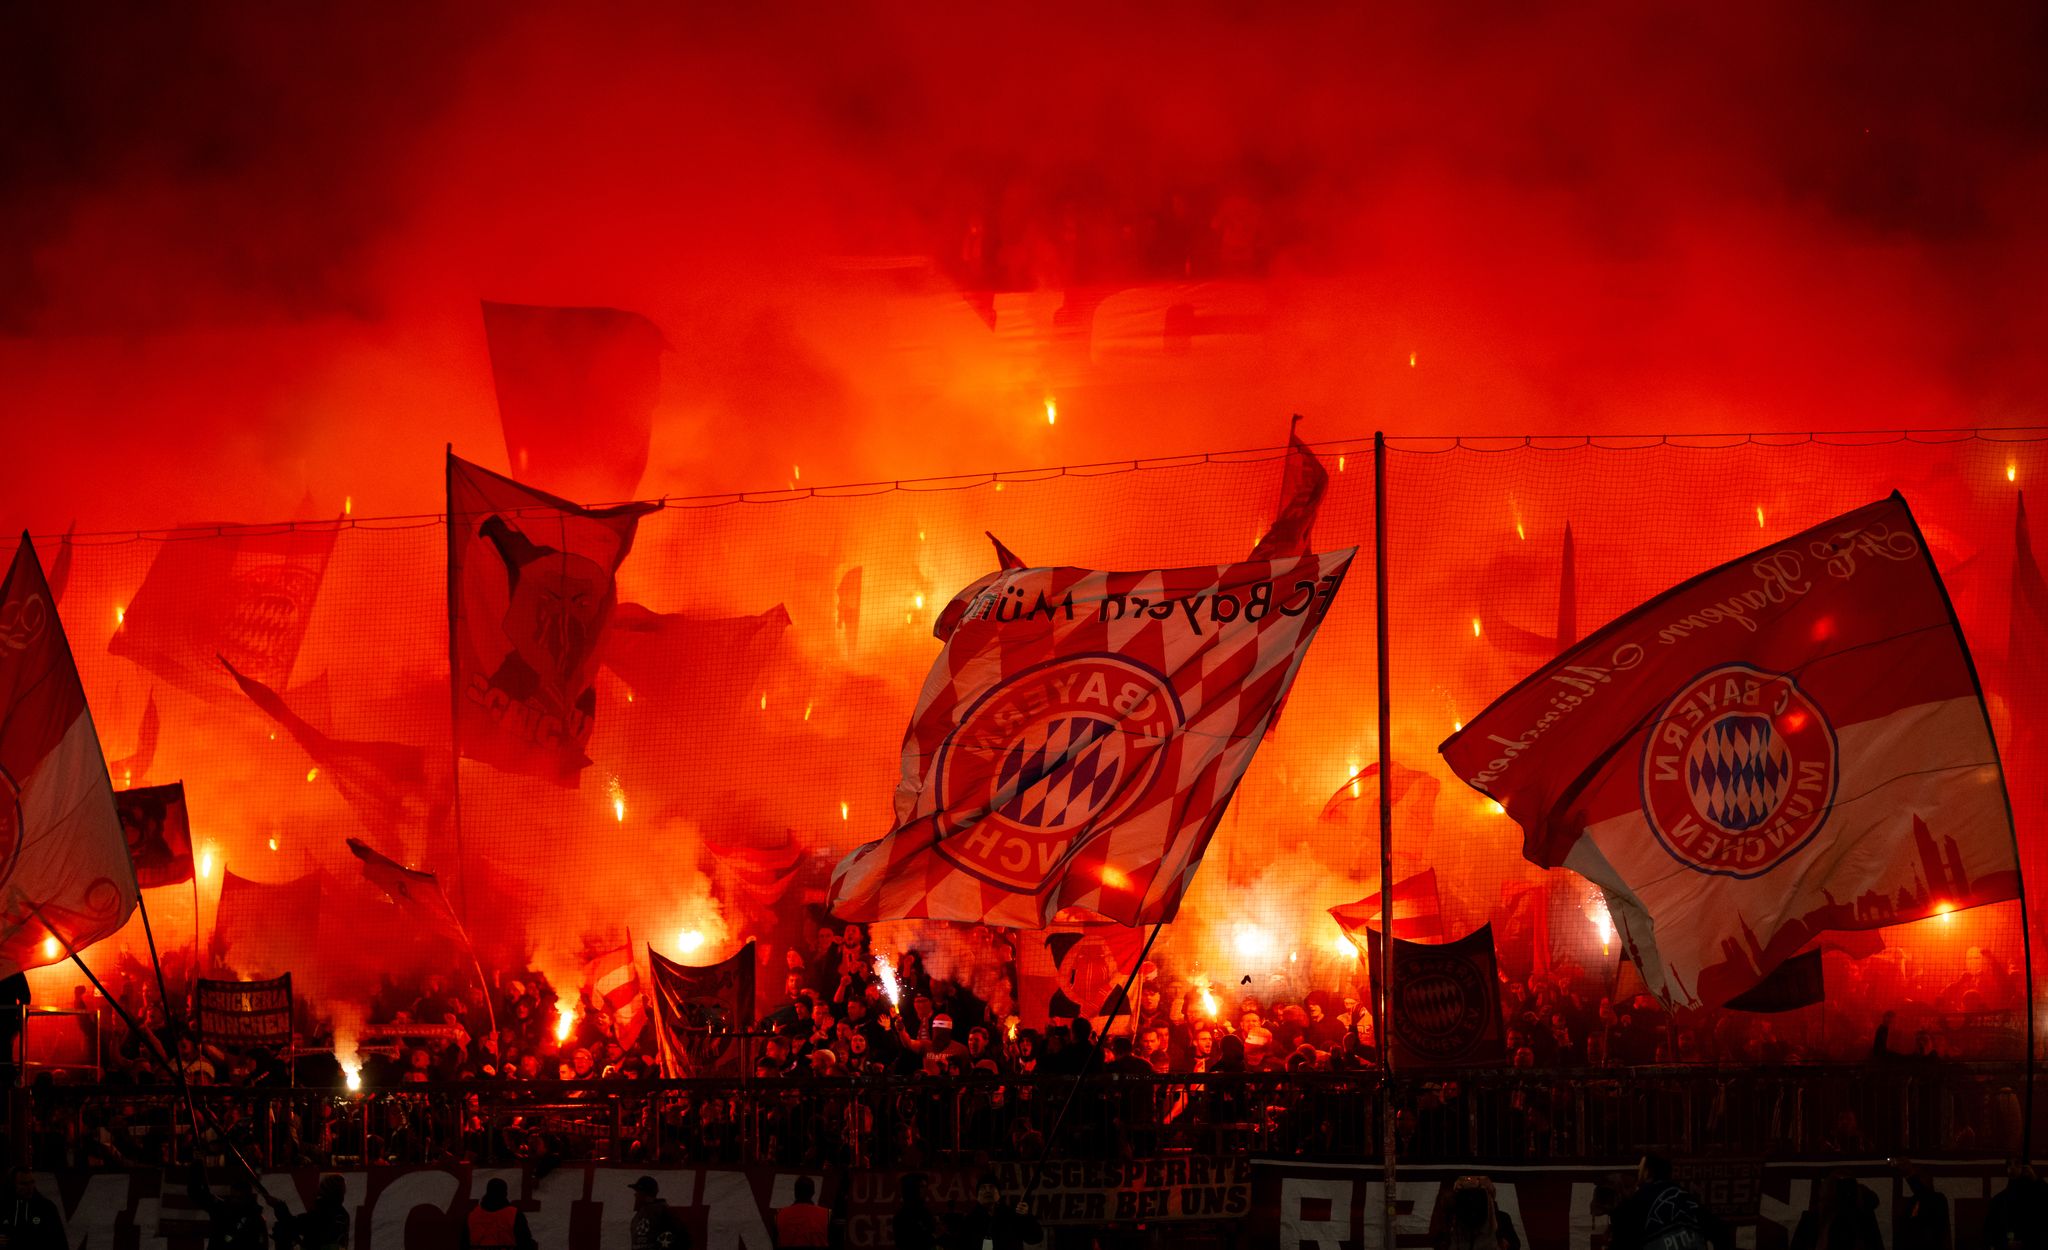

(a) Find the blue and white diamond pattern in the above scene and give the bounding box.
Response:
[994,717,1124,829]
[1685,713,1791,832]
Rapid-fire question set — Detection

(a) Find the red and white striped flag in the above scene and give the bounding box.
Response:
[582,942,646,1049]
[1329,868,1447,944]
[830,549,1355,927]
[0,536,137,975]
[1442,495,2019,1009]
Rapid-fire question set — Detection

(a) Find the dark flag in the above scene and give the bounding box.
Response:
[1366,924,1508,1068]
[650,940,756,1077]
[108,692,160,789]
[448,453,656,786]
[0,535,138,975]
[1724,950,1825,1013]
[482,301,667,503]
[836,566,863,655]
[346,838,466,943]
[115,782,193,889]
[1491,523,1579,657]
[1248,417,1330,561]
[222,658,427,836]
[210,872,321,980]
[602,602,790,710]
[46,523,73,606]
[1443,495,2019,1009]
[109,523,334,703]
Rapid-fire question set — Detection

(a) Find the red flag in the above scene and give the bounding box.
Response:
[108,692,160,789]
[1016,925,1149,1031]
[1319,761,1440,822]
[210,871,321,980]
[649,940,755,1077]
[114,781,193,889]
[1330,869,1447,944]
[448,453,656,786]
[829,549,1355,927]
[346,838,466,943]
[109,523,334,702]
[46,523,73,607]
[482,301,666,503]
[988,532,1026,571]
[700,826,803,914]
[1442,495,2019,1009]
[601,602,790,710]
[1248,419,1330,561]
[222,658,427,836]
[0,536,137,975]
[1491,523,1579,658]
[582,942,647,1050]
[1366,924,1507,1067]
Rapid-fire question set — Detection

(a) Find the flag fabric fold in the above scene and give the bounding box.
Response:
[1330,869,1447,944]
[1441,494,2020,1009]
[448,453,656,786]
[1248,420,1330,561]
[114,781,193,889]
[482,301,666,503]
[108,692,160,788]
[601,602,790,711]
[346,837,466,943]
[649,941,755,1077]
[830,549,1355,927]
[0,536,137,976]
[1366,924,1507,1068]
[222,658,427,836]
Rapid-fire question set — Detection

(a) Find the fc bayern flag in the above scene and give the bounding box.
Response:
[1248,419,1329,561]
[0,536,138,975]
[650,940,755,1077]
[1366,924,1507,1068]
[448,453,656,786]
[830,549,1355,927]
[114,781,193,889]
[1330,869,1446,944]
[1441,495,2020,1009]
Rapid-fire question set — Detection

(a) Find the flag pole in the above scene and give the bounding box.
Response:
[444,446,472,930]
[1372,431,1398,1248]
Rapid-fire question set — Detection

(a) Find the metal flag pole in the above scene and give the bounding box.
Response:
[444,445,473,930]
[1373,431,1398,1248]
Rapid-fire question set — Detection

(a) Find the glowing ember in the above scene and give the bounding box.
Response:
[305,767,319,782]
[555,1002,576,1042]
[1408,351,1418,367]
[803,701,814,721]
[677,929,705,954]
[1756,505,1766,528]
[840,800,849,821]
[1337,455,1346,471]
[1347,759,1361,799]
[1937,901,1955,924]
[1487,800,1506,815]
[874,952,902,1007]
[40,936,58,959]
[1044,396,1057,425]
[1516,522,1526,541]
[758,693,767,711]
[1453,719,1464,732]
[122,768,131,787]
[267,837,278,851]
[115,605,125,625]
[913,593,924,609]
[343,495,353,516]
[2009,463,2018,483]
[793,464,801,481]
[1471,617,1482,638]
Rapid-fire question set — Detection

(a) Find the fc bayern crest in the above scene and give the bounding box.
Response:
[1640,662,1839,880]
[1394,950,1492,1063]
[933,653,1184,892]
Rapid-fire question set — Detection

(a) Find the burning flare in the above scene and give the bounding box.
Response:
[555,1001,577,1043]
[874,952,902,1008]
[676,929,705,955]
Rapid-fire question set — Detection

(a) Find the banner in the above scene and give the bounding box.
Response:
[209,872,320,982]
[1442,494,2020,1009]
[109,524,334,703]
[448,453,656,786]
[831,549,1355,927]
[482,301,666,503]
[115,781,193,889]
[1365,923,1507,1068]
[194,975,292,1048]
[650,940,755,1077]
[0,536,137,977]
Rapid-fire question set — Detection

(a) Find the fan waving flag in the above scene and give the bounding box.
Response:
[1441,494,2020,1009]
[582,942,647,1050]
[830,549,1355,927]
[650,941,755,1077]
[0,536,138,975]
[448,453,656,786]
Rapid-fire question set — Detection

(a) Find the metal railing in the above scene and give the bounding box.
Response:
[17,1064,2037,1172]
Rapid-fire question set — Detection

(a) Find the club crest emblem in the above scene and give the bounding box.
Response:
[1394,950,1491,1062]
[934,654,1182,892]
[1641,663,1838,879]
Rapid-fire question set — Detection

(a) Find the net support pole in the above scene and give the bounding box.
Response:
[1373,431,1398,1247]
[444,446,472,930]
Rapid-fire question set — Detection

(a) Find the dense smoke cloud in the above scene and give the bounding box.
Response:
[3,3,2046,534]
